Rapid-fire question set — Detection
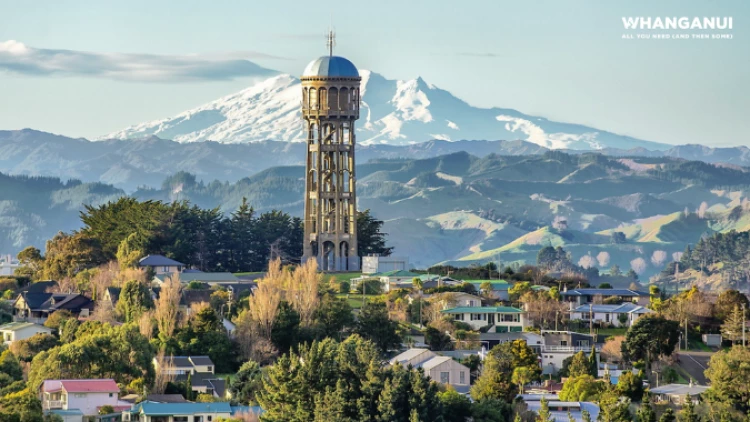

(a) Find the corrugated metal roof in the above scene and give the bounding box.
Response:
[44,379,119,393]
[139,255,185,267]
[133,401,232,416]
[442,306,523,314]
[573,303,652,314]
[562,289,649,297]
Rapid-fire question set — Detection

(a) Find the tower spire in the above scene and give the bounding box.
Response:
[327,27,335,56]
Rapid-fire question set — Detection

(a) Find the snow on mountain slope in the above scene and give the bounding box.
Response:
[102,71,670,150]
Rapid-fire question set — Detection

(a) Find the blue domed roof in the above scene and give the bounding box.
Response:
[302,56,359,78]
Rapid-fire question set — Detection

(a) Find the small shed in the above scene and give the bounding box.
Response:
[702,334,722,347]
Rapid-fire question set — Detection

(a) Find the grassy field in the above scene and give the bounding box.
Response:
[325,272,364,283]
[336,293,381,309]
[234,271,265,277]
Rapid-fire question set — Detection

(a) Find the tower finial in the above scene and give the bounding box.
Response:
[327,24,335,57]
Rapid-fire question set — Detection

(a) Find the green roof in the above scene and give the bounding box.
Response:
[442,306,523,314]
[465,280,509,284]
[380,270,421,277]
[0,322,50,332]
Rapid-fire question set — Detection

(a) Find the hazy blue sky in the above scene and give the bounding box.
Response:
[1,0,748,146]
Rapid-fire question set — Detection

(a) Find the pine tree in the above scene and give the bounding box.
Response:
[537,397,554,422]
[582,410,592,422]
[659,408,676,422]
[567,351,590,378]
[636,393,656,422]
[185,372,193,401]
[589,344,599,377]
[721,305,745,344]
[679,395,699,422]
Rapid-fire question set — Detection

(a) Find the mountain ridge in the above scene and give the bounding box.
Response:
[99,71,671,151]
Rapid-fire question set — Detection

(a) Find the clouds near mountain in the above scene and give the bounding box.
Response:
[0,40,279,82]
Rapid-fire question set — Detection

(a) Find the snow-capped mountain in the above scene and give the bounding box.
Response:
[102,71,670,151]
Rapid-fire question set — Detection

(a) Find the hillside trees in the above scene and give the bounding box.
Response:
[257,336,442,422]
[622,316,680,368]
[704,346,750,408]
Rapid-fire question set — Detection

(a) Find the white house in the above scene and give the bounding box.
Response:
[442,306,527,332]
[124,402,233,422]
[153,356,215,375]
[0,254,19,276]
[570,303,652,327]
[540,331,599,375]
[649,381,709,405]
[561,288,650,306]
[41,379,128,418]
[389,349,470,391]
[0,322,52,345]
[526,400,601,422]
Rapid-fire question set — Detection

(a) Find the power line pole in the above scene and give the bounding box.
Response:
[589,303,593,338]
[743,302,747,348]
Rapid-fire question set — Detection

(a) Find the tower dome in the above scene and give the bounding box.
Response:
[302,56,359,78]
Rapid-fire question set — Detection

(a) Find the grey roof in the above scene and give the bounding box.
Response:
[157,272,238,283]
[573,303,653,314]
[562,288,649,297]
[389,348,433,365]
[189,355,214,366]
[302,56,359,78]
[420,356,454,371]
[16,292,93,313]
[21,280,57,293]
[145,394,189,403]
[650,383,709,396]
[0,322,52,332]
[139,254,185,267]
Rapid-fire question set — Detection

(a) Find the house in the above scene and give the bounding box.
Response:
[427,292,482,310]
[175,372,227,399]
[123,402,232,422]
[561,288,650,306]
[419,276,463,290]
[214,282,257,299]
[442,306,527,332]
[13,292,94,324]
[0,321,52,345]
[41,379,128,418]
[153,356,215,375]
[139,255,185,274]
[153,272,239,286]
[526,400,600,422]
[649,381,709,405]
[466,280,512,300]
[362,255,409,274]
[179,290,213,312]
[479,331,544,351]
[153,356,227,399]
[540,331,599,375]
[0,254,19,276]
[104,287,122,307]
[570,303,652,327]
[352,270,421,292]
[389,349,471,391]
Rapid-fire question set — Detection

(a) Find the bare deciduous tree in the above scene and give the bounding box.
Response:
[630,257,647,275]
[90,299,116,324]
[672,252,684,262]
[152,350,175,394]
[247,260,283,339]
[596,251,610,268]
[651,250,667,267]
[139,310,154,340]
[155,275,182,339]
[600,335,624,363]
[286,259,321,327]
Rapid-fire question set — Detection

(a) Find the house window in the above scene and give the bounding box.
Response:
[109,393,113,397]
[605,313,610,322]
[459,371,465,384]
[162,266,169,272]
[560,340,568,347]
[577,340,589,347]
[468,300,475,307]
[440,372,450,383]
[208,366,213,372]
[208,417,213,422]
[173,417,188,422]
[471,314,483,321]
[454,314,464,321]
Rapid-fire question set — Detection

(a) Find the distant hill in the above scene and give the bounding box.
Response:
[3,148,750,281]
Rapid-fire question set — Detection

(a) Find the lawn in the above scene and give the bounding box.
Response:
[571,327,628,337]
[325,272,364,283]
[234,271,265,277]
[336,293,381,309]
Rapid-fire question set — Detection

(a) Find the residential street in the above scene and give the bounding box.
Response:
[676,351,713,385]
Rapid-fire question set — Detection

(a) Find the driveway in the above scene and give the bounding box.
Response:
[675,351,713,385]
